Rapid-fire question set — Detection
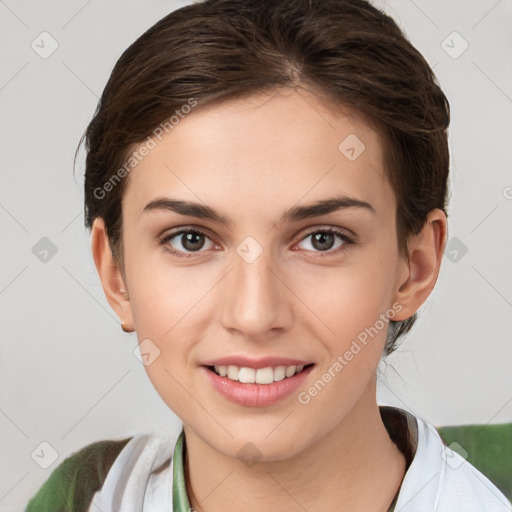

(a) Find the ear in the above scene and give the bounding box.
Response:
[91,217,134,332]
[391,209,447,321]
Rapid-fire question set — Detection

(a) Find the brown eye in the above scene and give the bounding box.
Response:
[178,231,206,251]
[296,229,354,255]
[160,229,215,258]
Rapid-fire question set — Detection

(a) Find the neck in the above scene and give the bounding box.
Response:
[184,383,406,512]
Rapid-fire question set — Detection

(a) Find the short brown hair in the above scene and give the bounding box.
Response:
[80,0,450,355]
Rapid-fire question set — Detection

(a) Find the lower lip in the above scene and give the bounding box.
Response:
[202,365,314,407]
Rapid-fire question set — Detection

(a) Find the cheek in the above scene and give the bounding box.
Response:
[126,243,213,339]
[127,268,209,419]
[141,356,210,438]
[293,254,397,340]
[295,266,395,410]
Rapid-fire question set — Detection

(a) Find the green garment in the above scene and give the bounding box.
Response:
[25,438,132,512]
[172,432,190,511]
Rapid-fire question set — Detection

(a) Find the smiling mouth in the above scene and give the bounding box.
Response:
[206,363,314,384]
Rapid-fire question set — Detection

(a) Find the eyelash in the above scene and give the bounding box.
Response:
[159,227,355,259]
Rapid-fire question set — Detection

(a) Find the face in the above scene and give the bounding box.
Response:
[112,87,411,460]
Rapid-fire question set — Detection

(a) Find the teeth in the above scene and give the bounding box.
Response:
[213,364,307,384]
[273,366,286,381]
[238,367,255,383]
[256,367,274,384]
[285,365,296,377]
[227,365,238,380]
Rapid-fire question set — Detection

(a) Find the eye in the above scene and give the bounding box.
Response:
[159,226,355,259]
[159,228,217,258]
[295,228,354,256]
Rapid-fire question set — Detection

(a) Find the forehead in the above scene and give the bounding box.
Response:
[123,87,394,223]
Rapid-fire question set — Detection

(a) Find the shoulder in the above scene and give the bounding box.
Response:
[436,421,512,504]
[439,449,511,511]
[394,411,512,512]
[435,422,512,511]
[25,436,132,512]
[86,430,180,512]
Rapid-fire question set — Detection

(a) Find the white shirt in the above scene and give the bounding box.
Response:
[87,408,512,512]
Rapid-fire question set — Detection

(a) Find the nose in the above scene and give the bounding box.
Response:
[220,244,293,341]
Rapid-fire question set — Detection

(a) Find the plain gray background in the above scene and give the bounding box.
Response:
[1,1,511,510]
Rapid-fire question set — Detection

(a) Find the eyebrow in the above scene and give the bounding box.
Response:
[142,195,376,227]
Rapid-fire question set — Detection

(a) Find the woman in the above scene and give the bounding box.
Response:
[25,0,511,510]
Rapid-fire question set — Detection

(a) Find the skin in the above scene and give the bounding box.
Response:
[92,86,447,511]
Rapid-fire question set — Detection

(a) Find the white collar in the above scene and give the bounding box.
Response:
[87,430,178,511]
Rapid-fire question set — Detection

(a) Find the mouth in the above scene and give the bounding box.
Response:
[205,363,315,384]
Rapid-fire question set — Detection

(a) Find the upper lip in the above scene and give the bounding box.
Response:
[201,356,314,369]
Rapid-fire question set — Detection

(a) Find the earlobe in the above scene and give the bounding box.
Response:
[391,209,447,321]
[90,218,135,332]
